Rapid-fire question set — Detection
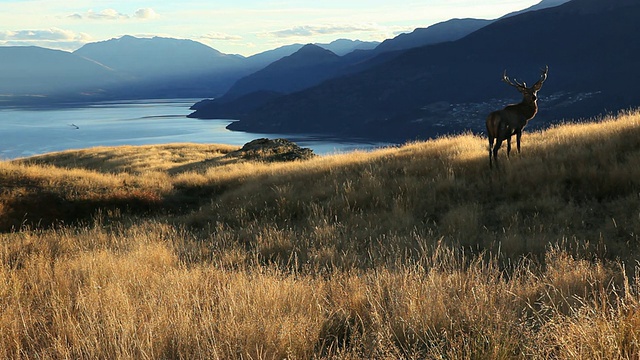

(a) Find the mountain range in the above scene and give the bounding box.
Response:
[73,36,246,99]
[188,0,572,123]
[0,37,378,105]
[1,0,567,108]
[213,0,640,141]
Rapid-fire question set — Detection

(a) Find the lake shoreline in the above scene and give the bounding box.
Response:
[0,99,390,160]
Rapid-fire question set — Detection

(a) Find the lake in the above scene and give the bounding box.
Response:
[0,99,389,160]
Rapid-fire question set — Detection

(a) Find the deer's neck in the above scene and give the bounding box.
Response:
[516,99,538,120]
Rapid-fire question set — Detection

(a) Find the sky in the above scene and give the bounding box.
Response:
[0,0,541,56]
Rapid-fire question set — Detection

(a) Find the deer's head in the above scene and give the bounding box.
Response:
[502,65,548,103]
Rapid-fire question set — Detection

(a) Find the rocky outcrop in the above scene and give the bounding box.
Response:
[225,138,316,162]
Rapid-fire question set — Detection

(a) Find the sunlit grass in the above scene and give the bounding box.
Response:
[1,109,640,358]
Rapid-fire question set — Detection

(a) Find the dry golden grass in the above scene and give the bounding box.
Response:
[1,109,640,358]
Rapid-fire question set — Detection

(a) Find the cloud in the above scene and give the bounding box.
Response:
[0,28,89,42]
[201,32,243,41]
[0,28,91,50]
[262,24,382,38]
[68,8,159,21]
[135,8,159,19]
[87,9,130,20]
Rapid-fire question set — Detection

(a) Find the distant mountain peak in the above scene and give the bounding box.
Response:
[264,44,340,68]
[296,43,338,56]
[316,39,380,56]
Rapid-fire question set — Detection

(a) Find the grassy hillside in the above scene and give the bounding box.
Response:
[1,110,640,358]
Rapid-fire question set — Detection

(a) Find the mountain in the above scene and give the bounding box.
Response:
[0,46,121,104]
[240,40,378,71]
[319,39,379,56]
[190,44,350,119]
[501,0,571,18]
[243,44,305,70]
[189,91,284,120]
[374,18,492,54]
[73,36,250,98]
[224,0,640,141]
[348,0,570,58]
[74,35,243,77]
[190,0,568,121]
[225,44,342,99]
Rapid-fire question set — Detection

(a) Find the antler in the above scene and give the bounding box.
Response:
[532,65,548,90]
[502,70,527,90]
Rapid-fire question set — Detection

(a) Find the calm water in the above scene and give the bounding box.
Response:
[0,99,388,159]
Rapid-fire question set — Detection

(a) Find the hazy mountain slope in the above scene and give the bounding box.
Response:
[73,36,249,98]
[0,46,121,102]
[227,0,640,141]
[74,35,243,78]
[71,37,379,101]
[501,0,571,18]
[319,39,379,56]
[374,18,492,54]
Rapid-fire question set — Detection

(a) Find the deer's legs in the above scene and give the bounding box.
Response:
[516,130,522,153]
[492,137,503,168]
[489,136,495,168]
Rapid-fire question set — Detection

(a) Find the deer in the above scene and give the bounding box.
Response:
[486,65,548,168]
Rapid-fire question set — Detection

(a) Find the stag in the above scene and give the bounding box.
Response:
[486,66,548,168]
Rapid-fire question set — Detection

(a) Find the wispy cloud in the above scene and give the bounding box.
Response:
[68,8,159,21]
[261,23,383,38]
[201,32,243,41]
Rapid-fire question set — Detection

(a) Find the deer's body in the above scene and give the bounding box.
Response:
[487,66,548,168]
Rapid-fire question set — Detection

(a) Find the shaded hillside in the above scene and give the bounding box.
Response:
[227,0,640,141]
[189,90,283,119]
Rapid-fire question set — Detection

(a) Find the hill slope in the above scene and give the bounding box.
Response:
[3,109,639,255]
[2,110,640,358]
